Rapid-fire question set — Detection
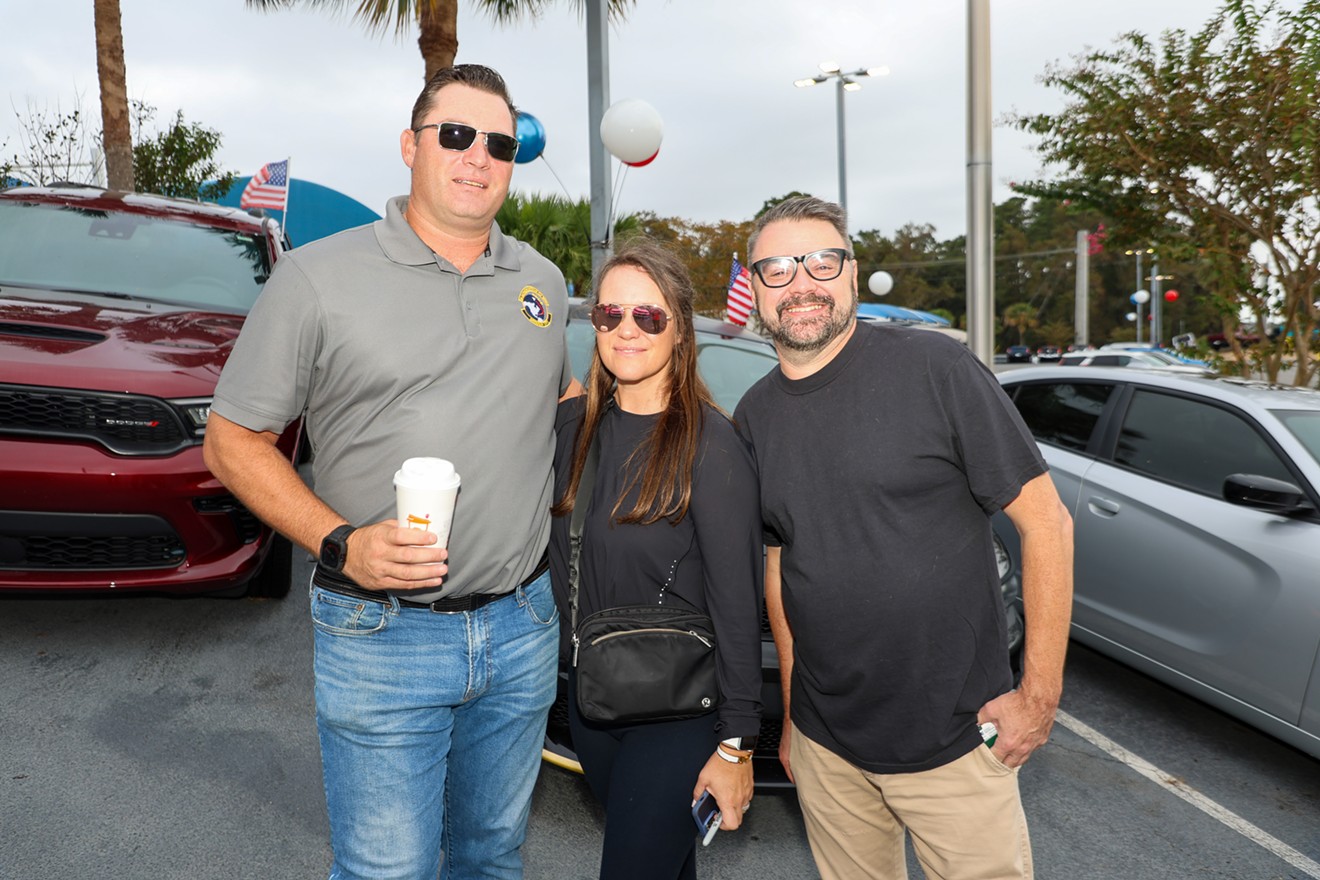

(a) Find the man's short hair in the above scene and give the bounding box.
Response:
[410,64,518,132]
[748,196,850,260]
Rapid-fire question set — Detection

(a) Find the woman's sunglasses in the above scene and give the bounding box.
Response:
[413,122,520,163]
[590,303,670,335]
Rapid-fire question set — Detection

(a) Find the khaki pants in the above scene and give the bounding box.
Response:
[790,722,1033,880]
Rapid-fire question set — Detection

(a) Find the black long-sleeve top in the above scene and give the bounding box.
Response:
[548,397,764,738]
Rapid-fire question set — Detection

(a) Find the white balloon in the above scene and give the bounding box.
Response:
[1125,311,1138,322]
[868,270,894,297]
[599,99,663,164]
[1131,289,1151,304]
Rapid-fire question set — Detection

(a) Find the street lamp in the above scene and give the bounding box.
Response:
[794,62,890,217]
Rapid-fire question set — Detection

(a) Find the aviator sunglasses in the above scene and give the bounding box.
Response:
[413,122,520,162]
[590,303,671,335]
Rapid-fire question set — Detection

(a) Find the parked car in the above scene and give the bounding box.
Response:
[1099,342,1210,367]
[1006,344,1033,363]
[1059,349,1214,376]
[995,366,1320,759]
[0,185,298,597]
[544,304,1026,787]
[1036,344,1062,363]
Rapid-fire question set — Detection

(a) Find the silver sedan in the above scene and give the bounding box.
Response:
[993,366,1320,759]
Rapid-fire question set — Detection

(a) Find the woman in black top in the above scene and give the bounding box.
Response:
[548,238,763,880]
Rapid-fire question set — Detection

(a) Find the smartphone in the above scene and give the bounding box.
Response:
[691,790,722,846]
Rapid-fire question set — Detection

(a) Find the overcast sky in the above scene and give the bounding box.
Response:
[2,1,1294,239]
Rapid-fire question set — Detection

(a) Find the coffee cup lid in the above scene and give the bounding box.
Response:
[394,457,460,489]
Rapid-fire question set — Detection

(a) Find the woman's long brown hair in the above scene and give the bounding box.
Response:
[551,237,717,526]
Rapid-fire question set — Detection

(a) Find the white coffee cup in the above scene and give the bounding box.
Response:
[393,457,461,548]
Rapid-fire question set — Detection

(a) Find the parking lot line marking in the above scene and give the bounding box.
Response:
[1055,710,1320,879]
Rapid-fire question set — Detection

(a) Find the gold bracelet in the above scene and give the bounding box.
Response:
[717,742,753,764]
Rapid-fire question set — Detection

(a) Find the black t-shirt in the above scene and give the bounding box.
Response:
[548,397,764,738]
[734,321,1046,773]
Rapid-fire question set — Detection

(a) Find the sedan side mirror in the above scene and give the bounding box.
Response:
[1223,473,1316,517]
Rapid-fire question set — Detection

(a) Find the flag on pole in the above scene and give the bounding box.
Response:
[240,160,289,211]
[725,255,754,326]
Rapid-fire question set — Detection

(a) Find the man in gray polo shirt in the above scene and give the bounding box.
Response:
[203,64,575,880]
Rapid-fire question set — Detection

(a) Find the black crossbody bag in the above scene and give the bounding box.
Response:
[568,427,719,724]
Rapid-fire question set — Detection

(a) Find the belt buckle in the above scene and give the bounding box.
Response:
[426,599,469,614]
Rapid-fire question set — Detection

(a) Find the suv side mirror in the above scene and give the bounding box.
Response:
[1223,473,1316,516]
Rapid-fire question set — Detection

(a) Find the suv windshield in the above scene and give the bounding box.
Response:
[0,200,270,312]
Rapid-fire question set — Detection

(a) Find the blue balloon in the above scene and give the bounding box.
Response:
[515,112,546,164]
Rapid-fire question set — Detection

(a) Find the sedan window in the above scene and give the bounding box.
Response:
[1275,411,1320,467]
[696,343,778,414]
[1114,390,1294,495]
[1010,382,1115,452]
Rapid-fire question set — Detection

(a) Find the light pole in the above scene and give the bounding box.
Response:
[1125,247,1154,343]
[794,62,889,218]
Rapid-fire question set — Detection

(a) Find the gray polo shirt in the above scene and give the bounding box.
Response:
[212,196,571,600]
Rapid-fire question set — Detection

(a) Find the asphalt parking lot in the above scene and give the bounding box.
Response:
[2,548,1317,879]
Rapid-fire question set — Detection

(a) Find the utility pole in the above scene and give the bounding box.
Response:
[966,0,994,365]
[586,0,612,280]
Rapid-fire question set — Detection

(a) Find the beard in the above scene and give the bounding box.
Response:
[764,288,858,353]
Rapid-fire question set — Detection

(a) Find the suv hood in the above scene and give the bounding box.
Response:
[0,289,246,398]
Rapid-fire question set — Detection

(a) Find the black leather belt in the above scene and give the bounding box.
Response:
[313,553,549,614]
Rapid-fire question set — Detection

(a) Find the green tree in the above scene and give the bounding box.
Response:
[131,105,237,200]
[755,191,815,219]
[1011,0,1320,385]
[247,0,634,82]
[1002,302,1038,347]
[633,213,755,318]
[93,0,134,189]
[854,223,963,315]
[496,192,636,296]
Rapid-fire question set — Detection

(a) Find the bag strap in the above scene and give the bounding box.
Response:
[568,416,601,664]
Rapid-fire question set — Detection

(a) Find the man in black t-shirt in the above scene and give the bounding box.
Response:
[733,196,1073,880]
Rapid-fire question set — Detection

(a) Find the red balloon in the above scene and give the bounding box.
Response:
[1164,290,1179,302]
[624,149,659,168]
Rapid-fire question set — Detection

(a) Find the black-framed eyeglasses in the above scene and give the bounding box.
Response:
[413,122,520,163]
[750,248,852,288]
[590,303,670,335]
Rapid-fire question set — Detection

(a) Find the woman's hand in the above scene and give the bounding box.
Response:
[692,749,754,831]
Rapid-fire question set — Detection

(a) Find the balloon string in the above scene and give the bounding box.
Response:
[536,153,594,249]
[537,154,577,204]
[609,162,630,231]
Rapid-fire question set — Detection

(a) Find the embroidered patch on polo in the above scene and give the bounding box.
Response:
[519,287,553,327]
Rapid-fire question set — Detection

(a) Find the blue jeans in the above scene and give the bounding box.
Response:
[310,572,559,880]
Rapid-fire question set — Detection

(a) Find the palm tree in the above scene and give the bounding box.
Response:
[496,192,636,295]
[93,0,134,189]
[246,0,635,83]
[1002,302,1038,346]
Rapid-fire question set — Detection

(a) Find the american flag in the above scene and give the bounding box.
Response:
[725,255,755,326]
[240,160,289,211]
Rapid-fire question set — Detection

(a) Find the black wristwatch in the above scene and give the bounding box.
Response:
[721,736,758,753]
[319,524,357,573]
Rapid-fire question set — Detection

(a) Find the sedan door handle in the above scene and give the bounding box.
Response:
[1087,496,1121,517]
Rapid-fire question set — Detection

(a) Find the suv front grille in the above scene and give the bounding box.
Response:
[0,511,186,570]
[0,383,191,454]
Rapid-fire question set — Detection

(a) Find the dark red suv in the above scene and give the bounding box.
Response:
[0,186,299,597]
